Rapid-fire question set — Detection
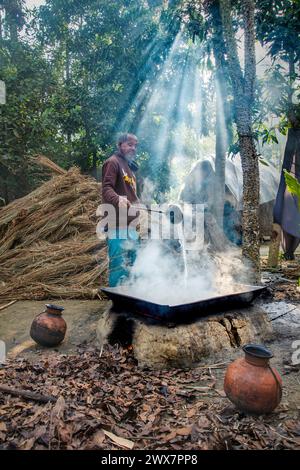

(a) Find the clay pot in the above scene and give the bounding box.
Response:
[30,304,67,347]
[224,344,282,415]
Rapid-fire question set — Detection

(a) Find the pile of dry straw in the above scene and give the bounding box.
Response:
[0,157,107,301]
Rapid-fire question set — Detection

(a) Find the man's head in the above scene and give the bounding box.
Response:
[117,133,138,161]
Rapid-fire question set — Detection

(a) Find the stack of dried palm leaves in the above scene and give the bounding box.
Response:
[0,157,107,300]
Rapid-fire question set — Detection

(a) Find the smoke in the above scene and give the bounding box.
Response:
[121,172,251,306]
[140,178,156,204]
[119,239,250,305]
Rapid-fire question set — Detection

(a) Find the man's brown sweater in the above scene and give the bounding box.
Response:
[102,153,139,228]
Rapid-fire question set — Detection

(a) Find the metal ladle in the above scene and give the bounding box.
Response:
[133,203,184,225]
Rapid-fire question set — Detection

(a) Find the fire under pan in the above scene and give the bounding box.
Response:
[101,285,266,324]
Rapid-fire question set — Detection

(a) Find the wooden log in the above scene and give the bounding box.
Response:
[0,384,57,403]
[268,223,281,268]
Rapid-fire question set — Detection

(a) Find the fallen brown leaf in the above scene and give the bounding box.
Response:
[103,429,134,450]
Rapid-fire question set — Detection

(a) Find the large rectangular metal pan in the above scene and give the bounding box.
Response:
[101,285,266,324]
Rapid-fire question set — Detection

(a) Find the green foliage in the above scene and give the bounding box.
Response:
[256,0,300,128]
[256,0,300,64]
[0,25,58,199]
[0,0,170,200]
[254,123,279,146]
[284,170,300,210]
[1,0,300,204]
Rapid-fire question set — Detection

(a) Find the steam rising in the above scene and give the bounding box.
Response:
[119,240,250,305]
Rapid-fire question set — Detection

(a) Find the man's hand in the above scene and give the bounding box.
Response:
[118,196,131,208]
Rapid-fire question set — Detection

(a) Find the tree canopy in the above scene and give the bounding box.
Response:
[0,0,299,207]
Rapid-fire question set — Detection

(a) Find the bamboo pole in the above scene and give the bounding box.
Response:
[268,223,281,268]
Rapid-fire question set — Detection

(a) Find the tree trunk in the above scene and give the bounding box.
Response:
[219,0,260,279]
[239,133,260,274]
[66,40,70,84]
[214,70,227,227]
[0,9,3,39]
[5,2,19,43]
[92,148,98,179]
[65,39,72,145]
[207,0,231,227]
[287,49,300,129]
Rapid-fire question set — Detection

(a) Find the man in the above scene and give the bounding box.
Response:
[102,133,140,287]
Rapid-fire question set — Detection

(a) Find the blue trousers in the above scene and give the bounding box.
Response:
[107,228,139,287]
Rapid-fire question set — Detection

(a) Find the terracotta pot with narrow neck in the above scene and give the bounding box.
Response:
[224,344,282,415]
[30,304,67,347]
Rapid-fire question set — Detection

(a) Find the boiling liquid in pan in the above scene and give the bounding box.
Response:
[120,213,246,305]
[178,223,188,287]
